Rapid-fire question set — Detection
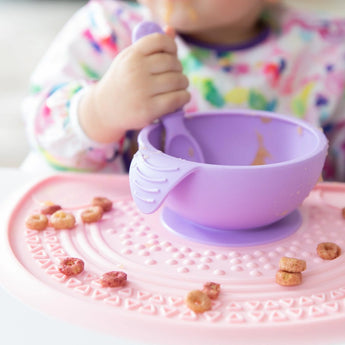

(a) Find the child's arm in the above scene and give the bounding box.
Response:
[23,2,189,172]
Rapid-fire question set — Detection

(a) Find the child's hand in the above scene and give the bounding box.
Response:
[80,32,190,143]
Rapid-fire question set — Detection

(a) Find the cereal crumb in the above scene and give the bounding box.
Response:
[92,197,113,212]
[81,206,103,224]
[50,210,76,230]
[202,282,220,300]
[279,257,306,273]
[275,270,302,286]
[41,204,62,215]
[186,290,212,313]
[25,214,48,231]
[317,242,341,260]
[58,257,84,276]
[99,271,127,288]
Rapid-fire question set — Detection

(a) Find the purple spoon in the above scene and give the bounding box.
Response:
[132,21,205,163]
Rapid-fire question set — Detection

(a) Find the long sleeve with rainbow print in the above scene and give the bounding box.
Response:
[23,1,145,172]
[23,0,345,180]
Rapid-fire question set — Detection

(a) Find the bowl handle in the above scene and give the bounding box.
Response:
[129,146,198,214]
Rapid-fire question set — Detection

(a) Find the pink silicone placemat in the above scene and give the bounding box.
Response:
[1,173,345,345]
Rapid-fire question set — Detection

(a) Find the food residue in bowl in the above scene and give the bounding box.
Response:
[297,126,303,136]
[260,116,273,124]
[251,132,272,166]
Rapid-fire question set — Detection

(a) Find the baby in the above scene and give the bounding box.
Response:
[23,0,345,180]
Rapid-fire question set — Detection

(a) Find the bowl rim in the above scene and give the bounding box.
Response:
[138,109,328,170]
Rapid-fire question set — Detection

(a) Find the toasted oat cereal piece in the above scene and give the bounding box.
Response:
[81,206,104,223]
[58,257,84,276]
[342,208,345,219]
[99,271,127,288]
[25,214,48,231]
[279,257,306,273]
[202,282,221,300]
[186,290,212,313]
[92,197,113,212]
[317,242,341,260]
[275,270,302,287]
[41,204,62,215]
[50,210,76,230]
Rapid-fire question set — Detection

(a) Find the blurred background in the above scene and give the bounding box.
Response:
[0,0,344,168]
[0,0,86,168]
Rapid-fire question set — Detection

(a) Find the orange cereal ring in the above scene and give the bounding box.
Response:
[202,282,221,300]
[317,242,341,260]
[279,257,306,273]
[186,290,212,313]
[58,257,84,276]
[99,271,127,288]
[50,210,76,230]
[81,206,104,224]
[25,214,48,231]
[275,270,302,287]
[92,197,113,212]
[41,204,61,215]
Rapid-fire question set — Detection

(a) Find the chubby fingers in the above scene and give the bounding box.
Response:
[133,33,183,73]
[131,27,190,120]
[149,71,189,95]
[149,90,191,121]
[146,52,183,74]
[134,32,177,56]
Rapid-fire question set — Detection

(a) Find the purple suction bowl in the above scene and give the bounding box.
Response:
[129,109,328,231]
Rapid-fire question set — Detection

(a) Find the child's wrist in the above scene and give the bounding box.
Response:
[79,85,125,143]
[69,89,118,150]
